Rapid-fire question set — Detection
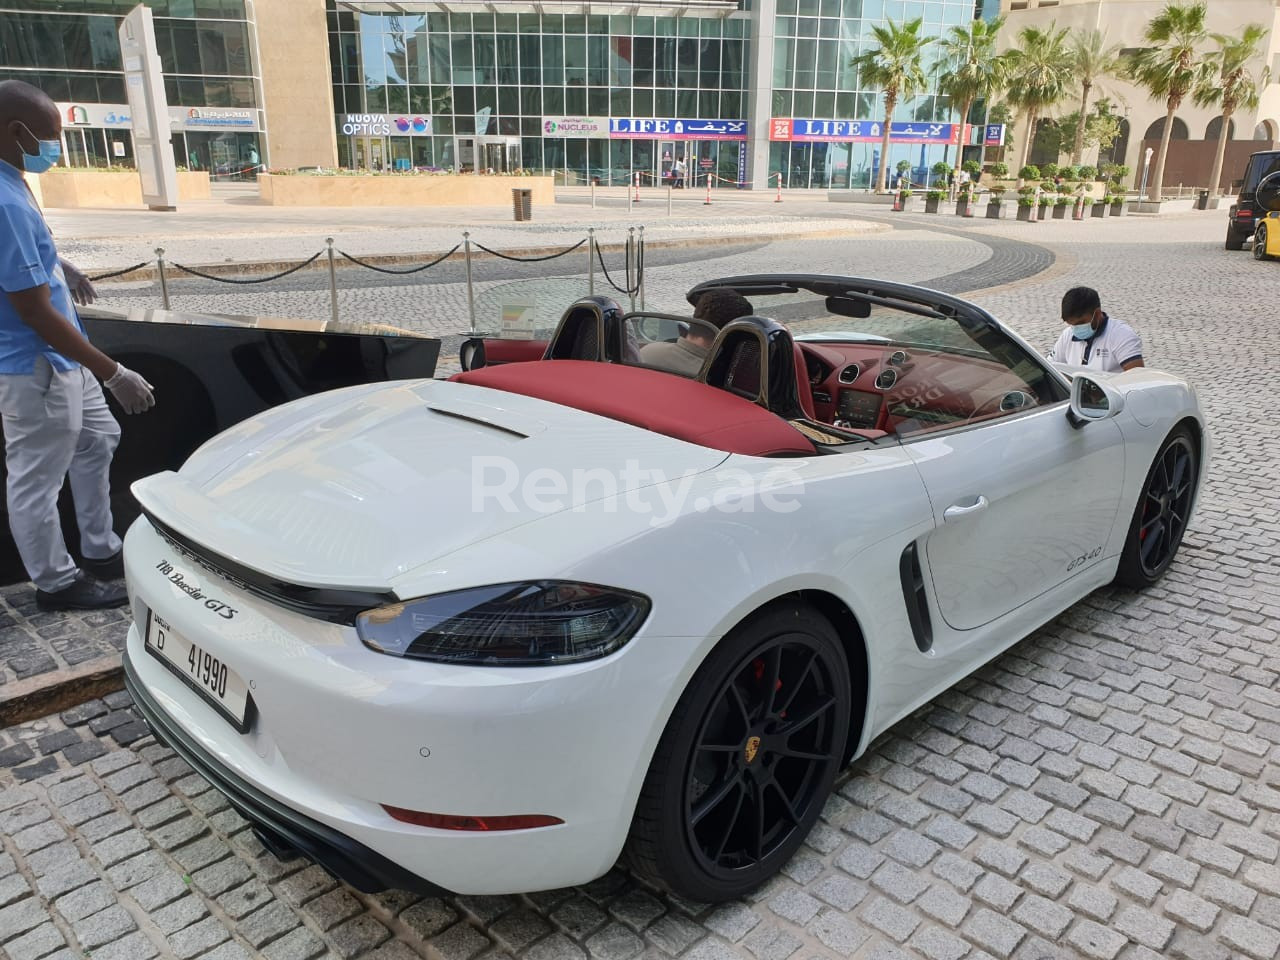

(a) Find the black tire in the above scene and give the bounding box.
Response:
[1225,232,1246,250]
[626,602,851,902]
[1254,224,1270,261]
[1115,427,1198,588]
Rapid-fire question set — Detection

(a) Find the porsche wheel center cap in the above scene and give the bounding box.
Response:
[744,735,762,765]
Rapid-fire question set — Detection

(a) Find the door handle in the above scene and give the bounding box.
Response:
[943,496,989,522]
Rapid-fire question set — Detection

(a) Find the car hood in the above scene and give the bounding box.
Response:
[131,379,729,591]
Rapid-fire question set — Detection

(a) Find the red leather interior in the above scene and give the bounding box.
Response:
[452,360,816,457]
[792,344,817,420]
[481,339,549,365]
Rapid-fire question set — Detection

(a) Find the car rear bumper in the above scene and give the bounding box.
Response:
[124,652,441,894]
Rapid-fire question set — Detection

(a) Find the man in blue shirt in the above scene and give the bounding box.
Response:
[0,81,155,610]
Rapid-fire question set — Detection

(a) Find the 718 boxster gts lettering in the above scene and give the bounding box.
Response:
[121,276,1207,902]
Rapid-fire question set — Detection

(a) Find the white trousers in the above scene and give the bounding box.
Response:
[0,357,122,591]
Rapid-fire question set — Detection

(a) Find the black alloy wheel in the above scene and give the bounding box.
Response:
[1255,224,1271,261]
[1116,428,1198,587]
[627,603,851,902]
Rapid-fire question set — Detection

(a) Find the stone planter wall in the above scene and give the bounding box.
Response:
[32,170,211,208]
[258,173,555,207]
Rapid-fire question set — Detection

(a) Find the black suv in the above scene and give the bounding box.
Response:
[1227,150,1280,250]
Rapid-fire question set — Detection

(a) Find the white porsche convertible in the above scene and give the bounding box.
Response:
[121,275,1207,903]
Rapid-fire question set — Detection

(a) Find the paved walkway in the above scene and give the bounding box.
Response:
[4,208,1278,960]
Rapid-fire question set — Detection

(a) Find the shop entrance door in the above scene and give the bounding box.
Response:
[353,137,387,171]
[457,137,521,173]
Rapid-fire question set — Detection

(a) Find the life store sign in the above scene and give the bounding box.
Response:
[609,118,748,141]
[770,119,963,145]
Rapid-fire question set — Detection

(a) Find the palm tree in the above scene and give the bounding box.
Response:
[1068,30,1122,165]
[1003,25,1073,183]
[935,17,1009,166]
[1194,25,1271,196]
[851,18,933,193]
[1126,2,1212,200]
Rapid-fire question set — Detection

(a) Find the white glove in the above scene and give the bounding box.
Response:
[104,363,155,414]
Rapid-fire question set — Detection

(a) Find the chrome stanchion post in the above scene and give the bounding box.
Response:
[628,173,634,214]
[155,246,170,310]
[591,179,596,210]
[667,185,673,217]
[627,226,636,312]
[637,225,645,310]
[463,231,476,334]
[325,237,339,324]
[587,227,596,296]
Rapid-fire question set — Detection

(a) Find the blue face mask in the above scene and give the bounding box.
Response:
[15,124,61,174]
[1070,322,1096,341]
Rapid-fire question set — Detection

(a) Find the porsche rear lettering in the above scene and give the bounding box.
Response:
[155,560,238,620]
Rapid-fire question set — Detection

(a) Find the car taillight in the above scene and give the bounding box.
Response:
[382,806,563,831]
[1238,207,1253,218]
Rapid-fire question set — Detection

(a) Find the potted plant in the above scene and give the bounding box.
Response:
[1017,192,1036,222]
[925,189,946,213]
[1037,193,1052,220]
[987,186,1007,219]
[1091,194,1110,218]
[1109,193,1126,216]
[1057,165,1077,182]
[1042,162,1059,179]
[895,188,914,211]
[1018,164,1040,183]
[955,185,975,216]
[1052,194,1070,218]
[989,161,1009,180]
[1077,164,1097,183]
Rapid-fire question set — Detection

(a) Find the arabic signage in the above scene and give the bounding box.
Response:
[57,103,133,128]
[609,118,748,141]
[542,116,610,139]
[770,118,962,145]
[180,107,257,130]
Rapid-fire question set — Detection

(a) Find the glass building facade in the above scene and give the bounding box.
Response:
[0,0,263,174]
[327,0,991,188]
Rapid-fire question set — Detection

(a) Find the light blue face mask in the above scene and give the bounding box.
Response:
[15,123,61,174]
[1070,321,1097,341]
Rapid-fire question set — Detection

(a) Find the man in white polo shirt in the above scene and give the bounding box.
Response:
[1047,286,1145,373]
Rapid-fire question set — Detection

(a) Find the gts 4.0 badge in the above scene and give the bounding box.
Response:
[1067,546,1102,572]
[155,559,238,620]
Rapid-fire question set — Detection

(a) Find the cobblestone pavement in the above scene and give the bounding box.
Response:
[4,210,1279,960]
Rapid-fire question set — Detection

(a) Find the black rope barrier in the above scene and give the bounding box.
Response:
[472,238,586,262]
[338,244,461,275]
[170,251,323,284]
[88,262,149,282]
[595,239,643,297]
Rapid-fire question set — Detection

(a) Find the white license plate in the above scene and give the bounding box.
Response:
[144,611,253,732]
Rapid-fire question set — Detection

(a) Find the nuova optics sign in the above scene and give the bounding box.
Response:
[342,114,392,136]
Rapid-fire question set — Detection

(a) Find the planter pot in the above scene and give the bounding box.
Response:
[924,198,941,214]
[986,201,1005,219]
[1016,205,1034,222]
[1110,201,1126,217]
[955,199,974,217]
[894,198,914,211]
[1090,202,1109,218]
[1052,204,1068,219]
[1037,204,1050,220]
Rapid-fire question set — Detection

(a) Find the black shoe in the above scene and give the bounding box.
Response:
[81,551,124,581]
[36,574,128,611]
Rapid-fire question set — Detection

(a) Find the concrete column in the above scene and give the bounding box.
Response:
[250,0,338,170]
[746,0,777,191]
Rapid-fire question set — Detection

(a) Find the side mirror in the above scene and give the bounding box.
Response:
[1068,374,1123,427]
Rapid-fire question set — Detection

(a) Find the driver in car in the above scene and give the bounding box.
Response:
[639,288,753,377]
[1047,286,1145,373]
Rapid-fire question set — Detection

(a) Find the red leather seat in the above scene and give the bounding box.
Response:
[452,360,815,457]
[793,344,817,421]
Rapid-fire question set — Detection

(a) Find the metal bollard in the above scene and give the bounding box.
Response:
[325,237,339,324]
[155,247,170,310]
[588,227,595,296]
[628,175,633,214]
[637,226,645,310]
[667,186,672,217]
[591,179,596,210]
[463,231,476,335]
